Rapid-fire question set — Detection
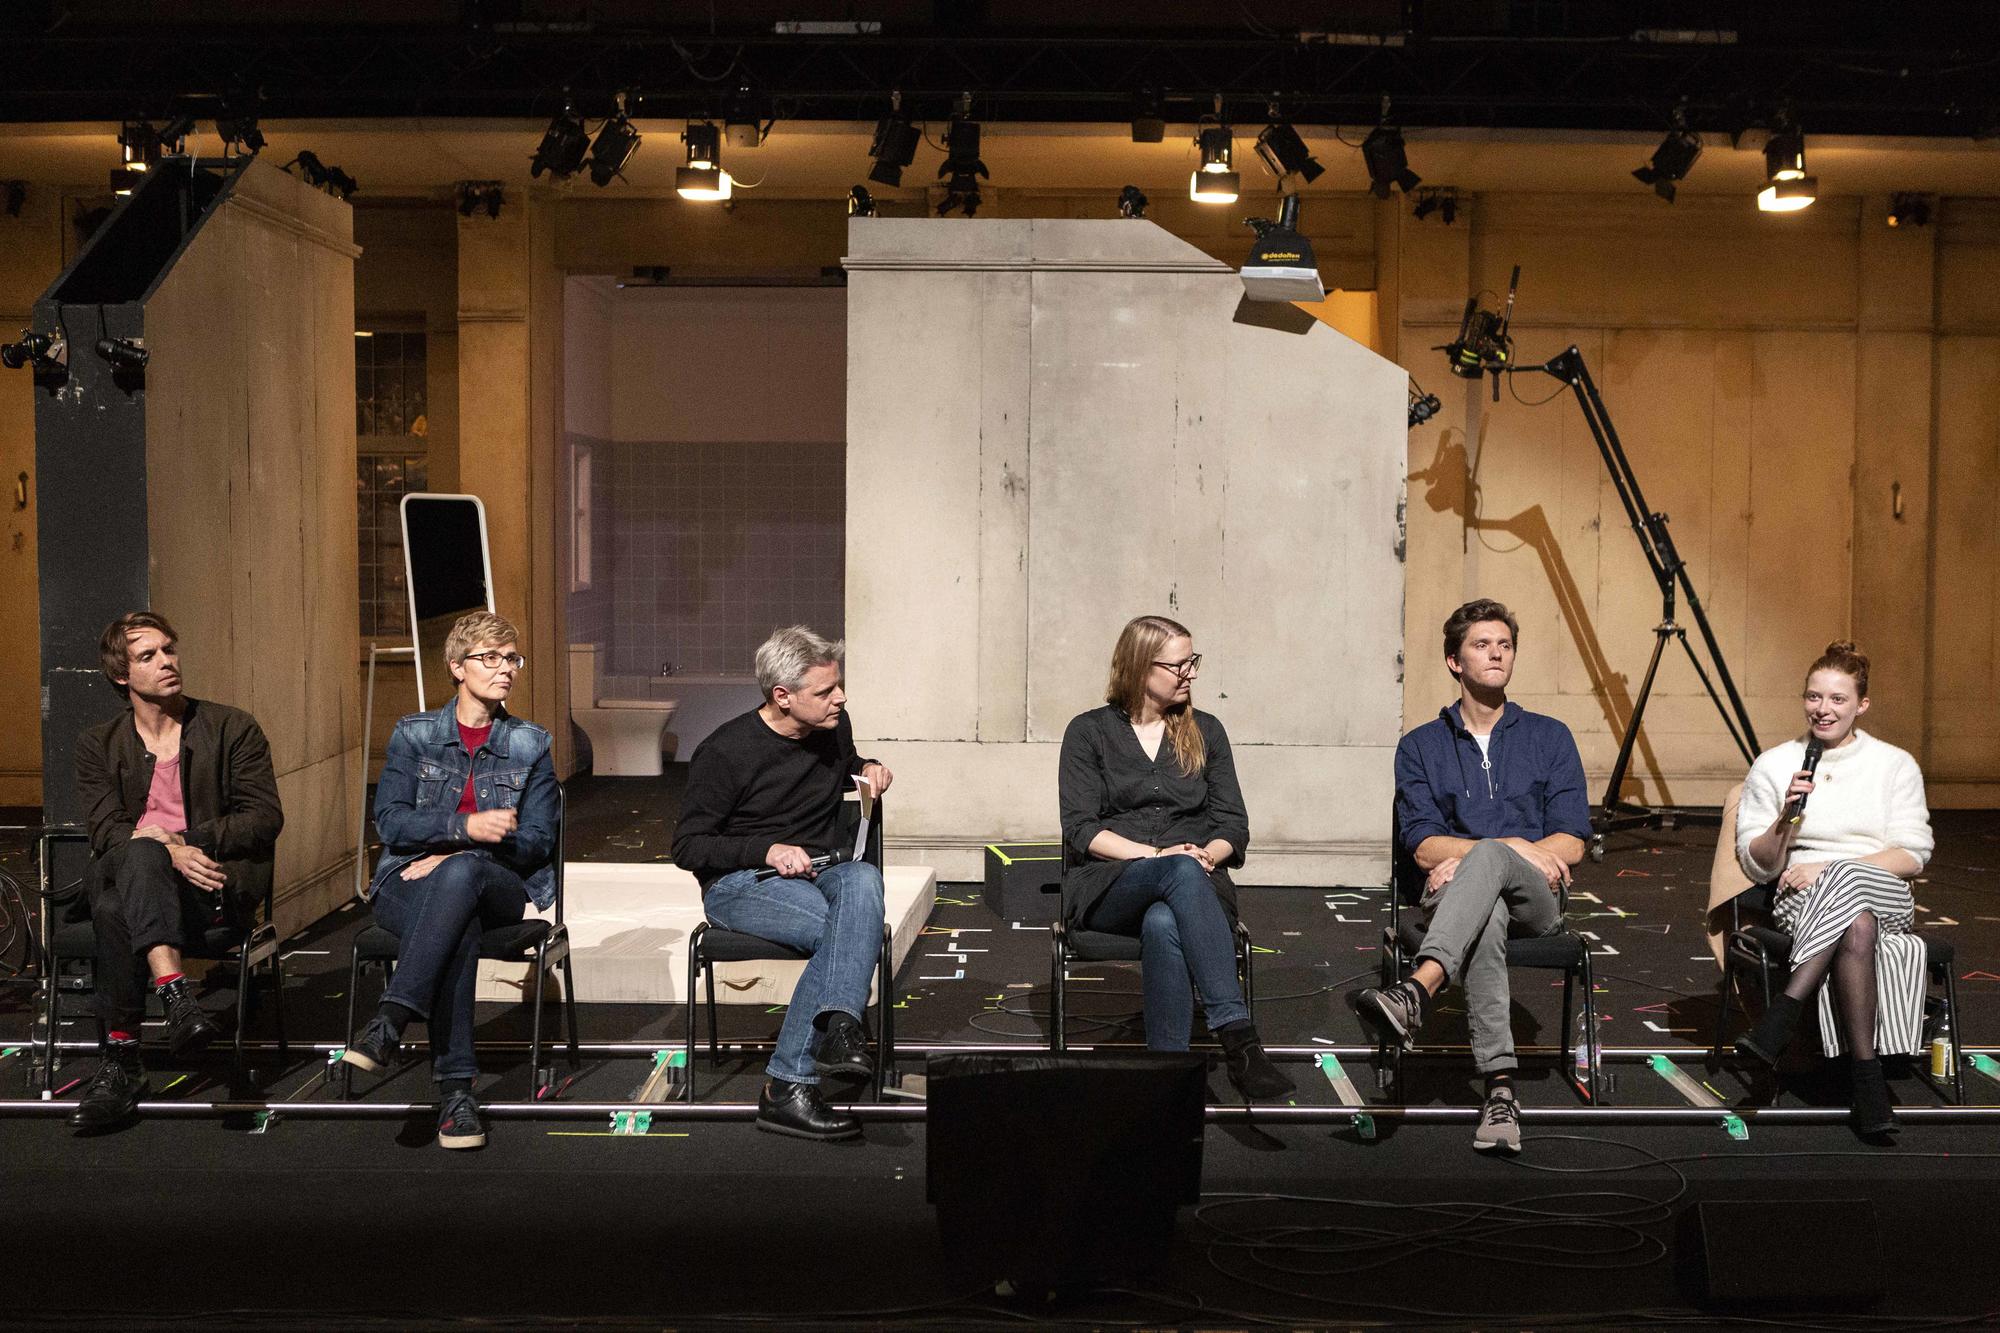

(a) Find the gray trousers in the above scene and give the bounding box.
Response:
[1415,839,1563,1075]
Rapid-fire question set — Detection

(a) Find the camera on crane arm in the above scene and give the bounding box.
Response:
[1437,265,1520,400]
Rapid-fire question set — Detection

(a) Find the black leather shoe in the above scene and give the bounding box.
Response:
[340,1015,402,1074]
[159,976,220,1057]
[756,1079,861,1141]
[68,1054,146,1130]
[814,1012,875,1080]
[1849,1057,1897,1138]
[1217,1022,1294,1100]
[1735,994,1803,1069]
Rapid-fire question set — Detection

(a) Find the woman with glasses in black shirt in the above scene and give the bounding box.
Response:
[1057,614,1291,1098]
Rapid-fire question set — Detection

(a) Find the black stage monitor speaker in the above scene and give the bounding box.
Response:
[927,1052,1206,1290]
[1687,1198,1883,1309]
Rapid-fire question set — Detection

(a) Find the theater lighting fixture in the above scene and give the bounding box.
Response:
[1408,382,1442,428]
[215,115,264,155]
[95,337,149,371]
[1254,119,1325,187]
[1362,101,1420,199]
[1118,184,1149,219]
[588,95,642,187]
[936,104,988,217]
[1757,122,1816,212]
[847,185,876,217]
[1240,194,1324,302]
[1130,90,1166,144]
[456,181,504,219]
[1633,107,1702,202]
[283,151,358,200]
[1887,192,1932,228]
[867,99,921,187]
[1412,186,1458,224]
[118,120,156,172]
[675,121,732,201]
[531,101,590,180]
[0,330,65,375]
[1190,125,1239,204]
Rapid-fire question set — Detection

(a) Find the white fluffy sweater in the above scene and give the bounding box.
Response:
[1735,730,1933,882]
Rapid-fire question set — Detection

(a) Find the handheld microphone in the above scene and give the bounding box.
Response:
[754,848,849,882]
[1785,736,1826,825]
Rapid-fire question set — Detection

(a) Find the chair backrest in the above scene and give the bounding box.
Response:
[551,781,566,924]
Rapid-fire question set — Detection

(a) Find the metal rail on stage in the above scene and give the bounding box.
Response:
[6,1098,2000,1124]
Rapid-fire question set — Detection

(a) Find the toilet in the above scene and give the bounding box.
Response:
[568,644,677,777]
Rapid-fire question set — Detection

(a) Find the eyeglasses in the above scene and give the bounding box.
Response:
[1152,653,1202,680]
[462,651,526,671]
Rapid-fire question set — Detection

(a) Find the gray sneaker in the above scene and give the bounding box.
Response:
[1473,1084,1521,1154]
[1349,980,1428,1051]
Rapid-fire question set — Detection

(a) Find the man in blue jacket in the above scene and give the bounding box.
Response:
[1352,598,1590,1153]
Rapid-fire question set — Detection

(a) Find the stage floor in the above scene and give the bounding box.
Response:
[3,783,1999,1327]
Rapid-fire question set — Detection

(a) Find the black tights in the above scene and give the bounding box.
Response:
[1781,909,1880,1061]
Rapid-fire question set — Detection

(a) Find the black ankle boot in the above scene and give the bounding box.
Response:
[1217,1023,1293,1100]
[1734,994,1803,1068]
[1849,1057,1896,1137]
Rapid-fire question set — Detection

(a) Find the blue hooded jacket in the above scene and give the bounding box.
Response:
[1394,700,1592,855]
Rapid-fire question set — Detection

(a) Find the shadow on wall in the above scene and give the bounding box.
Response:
[1408,423,1670,804]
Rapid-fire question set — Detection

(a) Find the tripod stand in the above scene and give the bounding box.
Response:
[1511,347,1760,856]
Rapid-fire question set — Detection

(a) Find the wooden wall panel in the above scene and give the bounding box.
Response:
[1930,335,2000,790]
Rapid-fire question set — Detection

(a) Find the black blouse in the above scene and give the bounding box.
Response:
[1056,703,1251,921]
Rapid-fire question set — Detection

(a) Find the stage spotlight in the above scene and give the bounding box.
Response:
[1254,120,1325,187]
[1190,125,1238,204]
[1757,122,1815,212]
[676,121,732,201]
[155,116,194,158]
[118,120,156,172]
[1408,383,1442,429]
[456,181,504,219]
[1362,112,1420,199]
[1,330,64,374]
[936,109,988,216]
[1131,90,1166,144]
[868,111,921,187]
[588,95,642,187]
[1118,184,1148,219]
[283,151,358,200]
[1241,194,1324,302]
[216,114,265,155]
[531,101,590,180]
[848,185,876,217]
[1633,108,1701,202]
[95,337,149,371]
[1887,192,1932,228]
[1412,186,1457,224]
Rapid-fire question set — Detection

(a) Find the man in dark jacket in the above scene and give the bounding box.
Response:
[1351,598,1589,1154]
[69,611,284,1129]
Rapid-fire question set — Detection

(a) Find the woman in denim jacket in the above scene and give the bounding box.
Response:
[341,611,559,1149]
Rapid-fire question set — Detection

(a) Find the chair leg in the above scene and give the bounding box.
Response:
[704,956,720,1066]
[560,950,581,1072]
[875,923,892,1101]
[341,947,362,1101]
[528,942,547,1098]
[1580,953,1604,1106]
[683,942,700,1104]
[1713,965,1736,1066]
[272,950,289,1062]
[41,953,63,1095]
[234,949,253,1069]
[1558,965,1576,1084]
[1049,933,1067,1054]
[1946,965,1967,1107]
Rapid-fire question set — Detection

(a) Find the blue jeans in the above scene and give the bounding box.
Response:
[1081,855,1249,1050]
[703,859,886,1085]
[370,852,531,1083]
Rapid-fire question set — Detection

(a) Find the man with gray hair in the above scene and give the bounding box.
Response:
[671,625,895,1141]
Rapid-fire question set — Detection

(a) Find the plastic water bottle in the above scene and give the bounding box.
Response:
[1573,1006,1593,1087]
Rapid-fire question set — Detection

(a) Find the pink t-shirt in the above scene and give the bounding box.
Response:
[141,750,186,833]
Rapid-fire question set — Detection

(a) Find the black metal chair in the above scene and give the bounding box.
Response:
[341,785,579,1099]
[1374,813,1604,1103]
[1048,915,1255,1053]
[37,828,288,1092]
[1713,882,1966,1105]
[684,796,894,1101]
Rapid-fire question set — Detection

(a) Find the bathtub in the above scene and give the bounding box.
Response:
[600,671,764,760]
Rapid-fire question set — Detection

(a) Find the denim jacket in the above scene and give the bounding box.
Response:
[370,701,559,909]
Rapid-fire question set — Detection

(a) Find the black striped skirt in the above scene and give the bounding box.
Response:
[1773,859,1923,1057]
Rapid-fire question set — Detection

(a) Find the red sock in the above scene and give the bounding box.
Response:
[107,1030,138,1044]
[153,971,184,989]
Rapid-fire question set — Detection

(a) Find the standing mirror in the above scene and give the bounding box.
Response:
[401,493,495,710]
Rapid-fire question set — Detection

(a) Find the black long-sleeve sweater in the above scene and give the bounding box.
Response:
[670,708,874,890]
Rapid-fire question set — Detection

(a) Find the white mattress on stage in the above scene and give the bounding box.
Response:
[475,862,937,1006]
